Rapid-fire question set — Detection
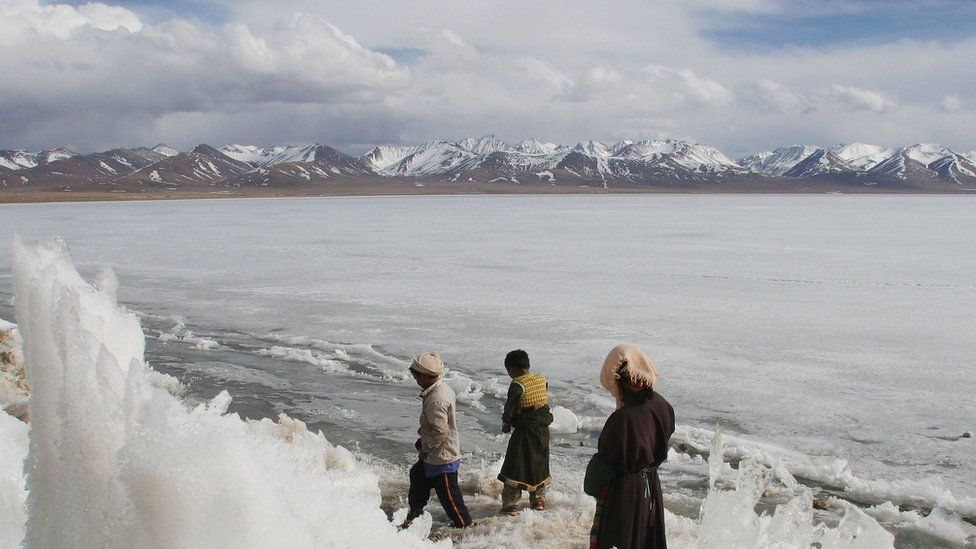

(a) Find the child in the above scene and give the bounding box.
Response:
[497,349,554,514]
[402,352,474,529]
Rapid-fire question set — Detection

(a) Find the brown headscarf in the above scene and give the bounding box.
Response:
[600,343,659,407]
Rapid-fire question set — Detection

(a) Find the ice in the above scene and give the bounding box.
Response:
[9,236,438,548]
[0,409,28,548]
[550,405,580,433]
[673,425,976,518]
[2,194,975,546]
[697,429,895,548]
[865,503,976,546]
[0,234,908,549]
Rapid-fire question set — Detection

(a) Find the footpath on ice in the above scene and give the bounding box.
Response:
[0,236,971,547]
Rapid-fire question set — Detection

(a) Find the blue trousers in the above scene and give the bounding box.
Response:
[407,460,472,528]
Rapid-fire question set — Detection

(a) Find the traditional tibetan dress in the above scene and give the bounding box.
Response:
[497,373,554,491]
[590,391,674,549]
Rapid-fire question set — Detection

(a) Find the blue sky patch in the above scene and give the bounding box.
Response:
[700,1,976,50]
[46,0,229,25]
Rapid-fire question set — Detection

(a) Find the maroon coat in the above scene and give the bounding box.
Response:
[592,392,675,549]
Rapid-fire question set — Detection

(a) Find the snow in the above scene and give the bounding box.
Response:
[361,145,422,171]
[220,144,292,165]
[43,148,75,162]
[573,140,613,157]
[515,138,560,155]
[829,143,896,170]
[0,150,39,170]
[904,143,951,167]
[149,170,162,183]
[152,144,179,157]
[387,141,481,177]
[111,154,133,168]
[739,145,820,175]
[457,135,511,155]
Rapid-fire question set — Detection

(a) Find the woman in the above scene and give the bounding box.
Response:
[586,343,675,549]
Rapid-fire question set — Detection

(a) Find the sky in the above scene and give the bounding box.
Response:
[1,0,974,158]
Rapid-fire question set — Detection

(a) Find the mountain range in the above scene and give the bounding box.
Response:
[3,136,975,193]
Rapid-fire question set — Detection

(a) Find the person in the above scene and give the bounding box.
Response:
[496,349,554,515]
[401,352,474,529]
[585,344,675,549]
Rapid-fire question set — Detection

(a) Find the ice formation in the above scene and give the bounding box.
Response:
[9,236,440,548]
[698,429,894,548]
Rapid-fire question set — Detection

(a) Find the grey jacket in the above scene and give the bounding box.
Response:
[418,380,462,465]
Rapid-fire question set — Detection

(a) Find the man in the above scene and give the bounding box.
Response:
[401,352,473,529]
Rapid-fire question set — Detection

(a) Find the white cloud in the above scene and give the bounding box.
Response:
[748,79,812,113]
[643,65,734,107]
[0,0,141,38]
[822,84,894,113]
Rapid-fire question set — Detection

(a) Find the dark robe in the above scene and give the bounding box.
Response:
[498,405,554,490]
[591,391,675,549]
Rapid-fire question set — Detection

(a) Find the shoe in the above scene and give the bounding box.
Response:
[531,502,545,511]
[397,518,413,531]
[499,506,519,516]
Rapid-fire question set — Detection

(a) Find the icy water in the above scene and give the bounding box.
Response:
[1,194,974,546]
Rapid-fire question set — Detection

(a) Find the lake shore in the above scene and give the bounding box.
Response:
[3,178,974,204]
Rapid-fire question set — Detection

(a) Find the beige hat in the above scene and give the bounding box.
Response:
[410,352,444,376]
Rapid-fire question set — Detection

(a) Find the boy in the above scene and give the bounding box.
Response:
[497,349,554,514]
[402,352,474,529]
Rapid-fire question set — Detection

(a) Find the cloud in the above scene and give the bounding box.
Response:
[941,94,963,112]
[0,1,407,150]
[1,0,975,155]
[747,79,812,113]
[642,65,734,107]
[821,84,894,113]
[0,0,142,37]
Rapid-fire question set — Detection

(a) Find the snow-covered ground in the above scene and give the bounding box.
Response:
[1,194,974,546]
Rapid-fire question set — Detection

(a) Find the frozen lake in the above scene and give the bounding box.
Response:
[2,194,974,544]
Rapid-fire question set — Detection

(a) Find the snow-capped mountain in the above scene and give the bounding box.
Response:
[864,144,968,183]
[368,141,480,177]
[457,135,511,155]
[225,144,374,186]
[739,146,822,176]
[514,139,562,155]
[220,144,368,170]
[0,148,78,170]
[4,137,975,192]
[220,144,286,165]
[783,149,856,178]
[829,143,896,171]
[360,145,423,172]
[929,153,976,184]
[114,144,253,187]
[152,144,180,157]
[572,140,614,158]
[361,136,744,182]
